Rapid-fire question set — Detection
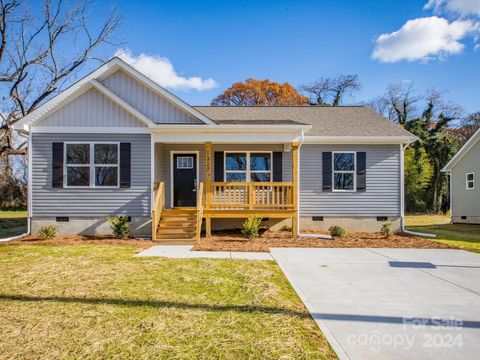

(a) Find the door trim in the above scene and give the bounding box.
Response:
[170,150,199,208]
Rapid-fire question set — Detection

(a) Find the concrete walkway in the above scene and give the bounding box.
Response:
[271,248,480,360]
[136,245,273,260]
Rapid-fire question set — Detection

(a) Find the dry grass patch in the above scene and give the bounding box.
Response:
[0,243,336,359]
[193,230,455,252]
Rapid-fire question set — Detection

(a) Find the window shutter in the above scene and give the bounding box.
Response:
[273,152,282,182]
[120,143,131,188]
[214,152,224,181]
[357,152,366,191]
[52,142,64,188]
[322,152,332,192]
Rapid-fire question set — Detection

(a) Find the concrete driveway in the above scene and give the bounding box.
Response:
[270,248,480,360]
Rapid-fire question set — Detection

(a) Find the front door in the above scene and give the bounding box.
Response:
[173,153,197,207]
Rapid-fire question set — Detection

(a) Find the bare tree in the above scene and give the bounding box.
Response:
[300,74,361,106]
[0,0,121,161]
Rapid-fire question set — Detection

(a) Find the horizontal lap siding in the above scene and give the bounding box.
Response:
[300,144,401,216]
[32,133,151,217]
[451,141,480,216]
[158,144,292,208]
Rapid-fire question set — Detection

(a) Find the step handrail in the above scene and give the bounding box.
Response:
[151,181,165,240]
[196,182,204,241]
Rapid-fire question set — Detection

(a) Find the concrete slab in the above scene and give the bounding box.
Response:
[135,245,192,258]
[185,251,231,259]
[271,248,480,360]
[230,252,273,260]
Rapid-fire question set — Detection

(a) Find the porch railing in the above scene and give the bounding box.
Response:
[206,182,294,210]
[151,181,165,240]
[196,182,204,240]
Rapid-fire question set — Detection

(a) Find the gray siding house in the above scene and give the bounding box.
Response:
[442,128,480,224]
[14,58,417,241]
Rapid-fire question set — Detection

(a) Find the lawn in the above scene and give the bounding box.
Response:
[0,242,336,359]
[0,210,27,238]
[405,214,480,254]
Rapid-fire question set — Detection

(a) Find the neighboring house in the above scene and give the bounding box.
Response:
[14,57,417,241]
[442,128,480,224]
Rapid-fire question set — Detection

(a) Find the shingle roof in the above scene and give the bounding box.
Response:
[214,119,308,125]
[193,105,415,138]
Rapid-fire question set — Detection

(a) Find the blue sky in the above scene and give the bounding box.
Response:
[87,0,479,113]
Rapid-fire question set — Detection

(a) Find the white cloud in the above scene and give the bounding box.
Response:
[424,0,480,17]
[475,43,480,50]
[115,48,218,91]
[372,16,477,62]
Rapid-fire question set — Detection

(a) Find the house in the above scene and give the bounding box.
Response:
[442,127,480,224]
[13,57,417,241]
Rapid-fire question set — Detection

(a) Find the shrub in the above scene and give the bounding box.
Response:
[38,225,57,240]
[329,225,346,238]
[241,216,264,239]
[380,221,393,238]
[283,224,292,232]
[107,215,130,239]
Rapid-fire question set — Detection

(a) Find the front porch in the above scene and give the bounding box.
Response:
[151,141,300,242]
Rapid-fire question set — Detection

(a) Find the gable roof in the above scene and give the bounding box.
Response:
[14,57,215,131]
[194,105,417,141]
[442,127,480,172]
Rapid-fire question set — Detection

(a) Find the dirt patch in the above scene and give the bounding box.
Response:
[193,230,456,252]
[3,234,154,249]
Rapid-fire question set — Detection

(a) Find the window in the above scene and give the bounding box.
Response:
[333,152,356,191]
[65,143,119,187]
[466,173,474,190]
[225,152,272,182]
[177,156,194,169]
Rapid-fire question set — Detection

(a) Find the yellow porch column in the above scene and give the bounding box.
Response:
[291,141,299,240]
[205,142,212,236]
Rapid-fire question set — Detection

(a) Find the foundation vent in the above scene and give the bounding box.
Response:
[56,217,69,222]
[377,216,388,222]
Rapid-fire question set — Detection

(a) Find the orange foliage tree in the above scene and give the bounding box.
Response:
[211,78,309,106]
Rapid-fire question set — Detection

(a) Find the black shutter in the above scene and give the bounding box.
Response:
[322,152,332,191]
[52,142,64,188]
[214,152,224,181]
[273,152,282,182]
[357,152,366,191]
[120,143,131,188]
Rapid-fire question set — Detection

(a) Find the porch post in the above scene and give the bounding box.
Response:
[292,141,299,240]
[205,142,212,237]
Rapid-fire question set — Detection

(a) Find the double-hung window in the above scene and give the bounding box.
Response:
[466,173,475,190]
[65,143,119,187]
[225,152,272,182]
[333,152,356,191]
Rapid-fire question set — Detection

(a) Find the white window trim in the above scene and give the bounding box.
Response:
[176,156,194,169]
[332,151,356,192]
[64,142,120,188]
[466,172,475,190]
[224,151,273,182]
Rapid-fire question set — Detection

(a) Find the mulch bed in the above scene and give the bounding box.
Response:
[193,230,455,252]
[3,234,154,249]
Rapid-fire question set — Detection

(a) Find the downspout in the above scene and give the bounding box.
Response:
[0,131,31,242]
[399,141,436,238]
[297,129,332,239]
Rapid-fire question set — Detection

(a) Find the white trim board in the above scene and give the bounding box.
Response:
[13,57,215,131]
[442,127,480,172]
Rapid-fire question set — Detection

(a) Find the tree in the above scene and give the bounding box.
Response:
[211,78,309,106]
[404,146,433,212]
[301,74,360,106]
[405,97,460,213]
[452,111,480,143]
[0,0,121,161]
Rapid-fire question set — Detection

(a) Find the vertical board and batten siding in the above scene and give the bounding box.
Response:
[31,133,151,217]
[101,70,203,124]
[37,88,145,127]
[156,143,292,208]
[300,144,401,216]
[451,140,480,217]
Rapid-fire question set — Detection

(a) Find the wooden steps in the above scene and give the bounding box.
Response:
[156,209,197,244]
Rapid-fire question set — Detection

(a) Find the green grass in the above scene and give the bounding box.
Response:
[0,243,336,359]
[0,210,27,238]
[406,214,480,254]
